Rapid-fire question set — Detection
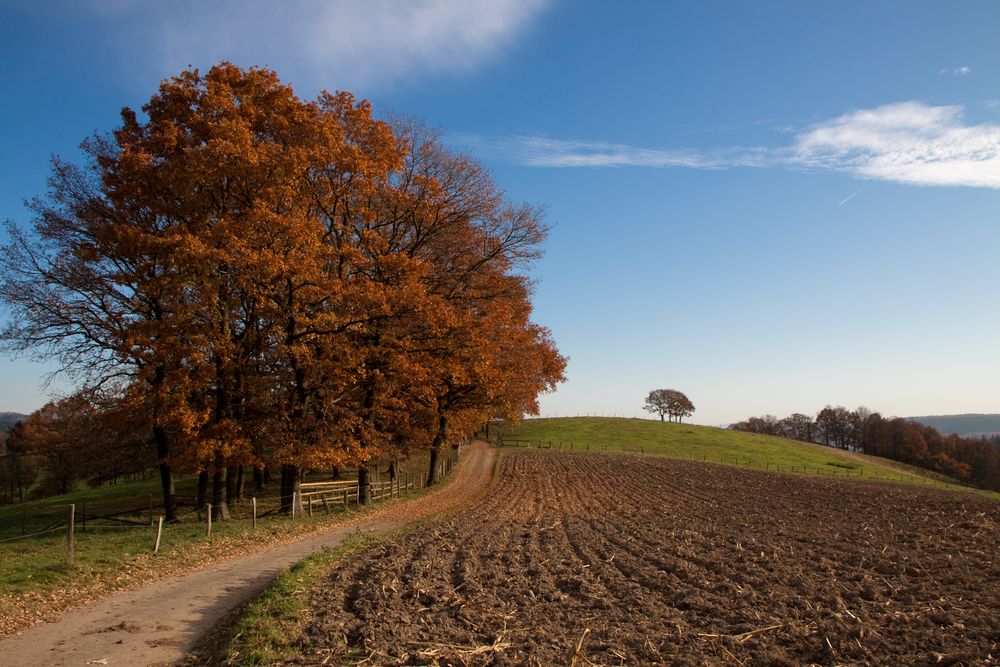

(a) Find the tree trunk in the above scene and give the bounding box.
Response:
[427,446,440,486]
[153,425,177,523]
[358,466,371,505]
[225,464,239,506]
[387,460,398,481]
[211,469,230,521]
[279,464,299,514]
[428,411,448,486]
[331,465,341,480]
[236,464,245,501]
[196,470,209,509]
[253,465,264,490]
[660,414,664,422]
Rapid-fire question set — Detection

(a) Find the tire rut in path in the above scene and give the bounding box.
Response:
[0,442,496,667]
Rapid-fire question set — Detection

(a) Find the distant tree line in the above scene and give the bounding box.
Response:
[730,406,1000,491]
[1,395,156,504]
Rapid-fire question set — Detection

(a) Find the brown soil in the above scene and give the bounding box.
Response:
[0,442,495,667]
[297,451,1000,666]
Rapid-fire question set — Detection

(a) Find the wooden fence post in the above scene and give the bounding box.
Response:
[66,504,75,567]
[252,497,257,529]
[206,503,212,537]
[154,516,163,553]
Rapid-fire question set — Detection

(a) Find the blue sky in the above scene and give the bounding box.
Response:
[1,1,998,425]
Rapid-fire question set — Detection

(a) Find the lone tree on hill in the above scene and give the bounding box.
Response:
[644,389,695,423]
[643,389,671,421]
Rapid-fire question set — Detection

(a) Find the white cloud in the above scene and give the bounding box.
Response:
[939,66,972,76]
[458,101,1000,189]
[92,0,550,92]
[794,102,1000,187]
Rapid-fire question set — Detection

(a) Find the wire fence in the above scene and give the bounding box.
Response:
[0,449,461,569]
[0,524,68,543]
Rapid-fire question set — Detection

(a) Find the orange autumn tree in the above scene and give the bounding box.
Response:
[115,66,406,517]
[1,112,210,521]
[343,120,565,485]
[1,63,565,515]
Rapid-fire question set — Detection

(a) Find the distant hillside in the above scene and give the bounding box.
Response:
[911,414,1000,438]
[0,413,27,432]
[504,417,998,497]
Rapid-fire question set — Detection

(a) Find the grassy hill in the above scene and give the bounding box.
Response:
[504,417,994,496]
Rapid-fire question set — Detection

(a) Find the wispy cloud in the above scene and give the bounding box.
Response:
[453,133,774,169]
[456,102,1000,189]
[940,65,973,76]
[90,0,550,92]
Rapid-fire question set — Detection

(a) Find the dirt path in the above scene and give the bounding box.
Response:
[0,442,496,667]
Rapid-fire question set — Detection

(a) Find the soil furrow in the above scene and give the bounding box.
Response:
[295,450,1000,666]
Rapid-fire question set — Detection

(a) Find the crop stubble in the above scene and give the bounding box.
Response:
[297,451,1000,665]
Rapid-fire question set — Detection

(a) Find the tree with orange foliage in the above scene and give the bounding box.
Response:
[1,63,566,515]
[350,121,564,485]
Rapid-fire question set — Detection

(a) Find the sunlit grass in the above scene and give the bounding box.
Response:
[505,417,998,498]
[0,450,436,614]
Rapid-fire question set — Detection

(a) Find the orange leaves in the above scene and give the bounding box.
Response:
[2,62,566,488]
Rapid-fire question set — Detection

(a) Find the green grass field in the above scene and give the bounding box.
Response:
[504,417,995,497]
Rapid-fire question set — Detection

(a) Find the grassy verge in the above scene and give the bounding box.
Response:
[185,534,376,666]
[505,417,999,499]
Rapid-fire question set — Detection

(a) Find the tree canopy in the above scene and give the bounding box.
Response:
[0,63,566,517]
[644,389,695,423]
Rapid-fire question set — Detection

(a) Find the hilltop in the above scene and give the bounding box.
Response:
[910,413,1000,438]
[504,416,990,495]
[0,413,27,431]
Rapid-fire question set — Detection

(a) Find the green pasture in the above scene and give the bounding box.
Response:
[0,450,436,602]
[504,417,994,497]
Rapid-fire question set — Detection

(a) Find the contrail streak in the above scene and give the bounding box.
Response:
[837,189,863,207]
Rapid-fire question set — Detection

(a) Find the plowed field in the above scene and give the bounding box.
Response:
[297,451,1000,665]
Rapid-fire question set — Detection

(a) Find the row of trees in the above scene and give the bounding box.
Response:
[643,389,695,423]
[1,396,155,504]
[730,406,1000,490]
[0,63,566,519]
